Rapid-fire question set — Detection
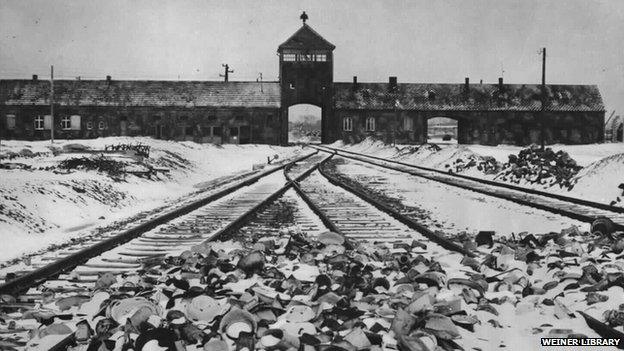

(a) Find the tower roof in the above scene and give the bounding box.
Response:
[278,24,335,51]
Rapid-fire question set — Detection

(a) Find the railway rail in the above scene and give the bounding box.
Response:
[1,149,473,350]
[312,145,624,231]
[0,151,317,296]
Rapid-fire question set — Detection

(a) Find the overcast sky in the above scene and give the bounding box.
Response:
[1,0,623,116]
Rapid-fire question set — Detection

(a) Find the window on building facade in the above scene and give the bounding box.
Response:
[212,126,222,137]
[366,117,376,132]
[186,125,194,136]
[6,114,16,130]
[266,114,273,127]
[403,117,414,131]
[283,52,328,62]
[44,115,52,129]
[343,117,353,131]
[34,116,45,130]
[98,121,106,130]
[70,115,81,130]
[207,113,216,121]
[61,116,71,130]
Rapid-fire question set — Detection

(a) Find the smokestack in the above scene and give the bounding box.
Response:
[32,74,38,81]
[352,76,358,90]
[464,77,469,94]
[498,77,503,88]
[389,76,397,91]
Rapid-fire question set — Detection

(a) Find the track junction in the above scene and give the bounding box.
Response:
[1,146,623,350]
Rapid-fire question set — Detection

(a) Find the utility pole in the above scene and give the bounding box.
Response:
[50,65,54,143]
[540,48,546,150]
[219,64,234,82]
[257,72,263,92]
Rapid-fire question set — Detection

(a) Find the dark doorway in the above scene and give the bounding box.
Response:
[288,104,322,144]
[239,126,251,144]
[229,126,239,144]
[120,116,128,136]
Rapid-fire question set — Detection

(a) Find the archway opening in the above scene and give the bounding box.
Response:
[426,117,459,144]
[288,104,322,144]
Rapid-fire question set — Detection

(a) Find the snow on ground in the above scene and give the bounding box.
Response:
[334,158,587,236]
[331,138,624,206]
[0,137,303,262]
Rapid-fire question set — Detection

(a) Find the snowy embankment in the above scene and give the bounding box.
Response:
[330,138,624,207]
[0,137,302,262]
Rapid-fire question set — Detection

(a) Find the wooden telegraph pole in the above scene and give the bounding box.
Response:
[220,64,234,82]
[50,65,54,143]
[540,48,546,150]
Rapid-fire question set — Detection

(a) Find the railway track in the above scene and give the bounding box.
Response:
[2,150,474,350]
[0,152,318,294]
[312,145,624,231]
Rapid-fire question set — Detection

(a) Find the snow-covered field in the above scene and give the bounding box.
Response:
[331,138,624,207]
[0,137,303,262]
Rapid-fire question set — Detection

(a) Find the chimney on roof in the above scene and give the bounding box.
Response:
[464,77,469,94]
[498,77,503,88]
[352,76,358,90]
[106,75,112,86]
[389,76,397,91]
[32,74,38,81]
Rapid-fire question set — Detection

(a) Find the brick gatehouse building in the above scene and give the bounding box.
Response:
[0,17,605,145]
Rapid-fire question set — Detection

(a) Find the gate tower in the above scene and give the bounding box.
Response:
[278,13,336,144]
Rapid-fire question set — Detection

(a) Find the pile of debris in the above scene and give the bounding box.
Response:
[105,143,151,158]
[446,155,500,175]
[9,216,624,350]
[59,155,128,179]
[494,145,582,189]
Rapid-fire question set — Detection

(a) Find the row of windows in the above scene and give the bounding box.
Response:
[343,117,376,131]
[4,114,106,131]
[6,113,275,131]
[282,53,328,62]
[342,117,415,132]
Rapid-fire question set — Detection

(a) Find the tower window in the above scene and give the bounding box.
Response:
[282,53,328,62]
[343,117,353,131]
[366,117,376,132]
